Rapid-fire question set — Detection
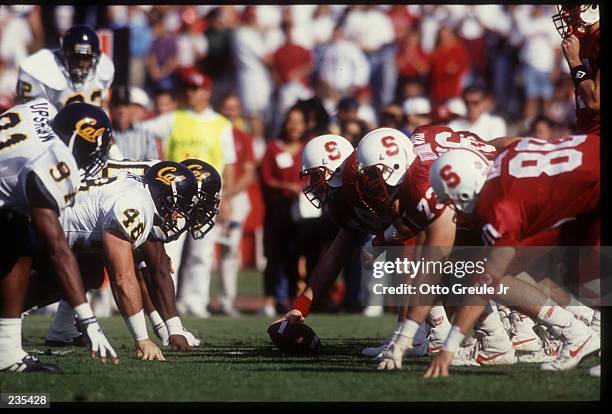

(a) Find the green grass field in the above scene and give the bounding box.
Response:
[0,314,600,402]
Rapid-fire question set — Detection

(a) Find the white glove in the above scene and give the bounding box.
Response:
[153,321,170,346]
[179,328,201,347]
[376,334,412,371]
[81,318,118,363]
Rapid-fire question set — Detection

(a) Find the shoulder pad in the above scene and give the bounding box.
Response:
[19,49,67,91]
[97,54,115,84]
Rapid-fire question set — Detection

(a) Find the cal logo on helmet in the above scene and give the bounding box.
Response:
[186,163,211,182]
[75,117,106,143]
[155,166,185,186]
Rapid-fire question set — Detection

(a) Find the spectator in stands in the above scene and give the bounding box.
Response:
[176,6,208,69]
[109,87,159,160]
[233,6,273,136]
[403,96,432,135]
[259,105,308,316]
[449,84,507,141]
[332,96,368,139]
[379,103,406,132]
[515,5,560,124]
[354,86,377,130]
[528,114,555,140]
[153,88,178,115]
[428,25,470,104]
[217,94,257,316]
[0,58,17,105]
[396,28,430,101]
[344,5,396,108]
[318,24,370,109]
[271,17,314,131]
[202,7,235,108]
[294,97,331,139]
[146,8,179,93]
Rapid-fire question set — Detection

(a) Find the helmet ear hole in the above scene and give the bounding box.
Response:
[460,193,470,200]
[393,163,400,170]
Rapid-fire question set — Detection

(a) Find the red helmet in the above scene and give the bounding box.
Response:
[552,4,599,38]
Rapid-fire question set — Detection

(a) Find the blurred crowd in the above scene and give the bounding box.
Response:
[0,4,578,316]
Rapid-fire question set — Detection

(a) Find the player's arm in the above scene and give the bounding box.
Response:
[27,173,118,364]
[489,136,521,150]
[286,227,366,323]
[139,238,196,350]
[562,35,600,112]
[102,229,165,361]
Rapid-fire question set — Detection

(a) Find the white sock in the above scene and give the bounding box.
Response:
[0,318,27,370]
[46,300,80,341]
[396,319,420,348]
[427,305,451,340]
[475,302,504,336]
[537,299,573,328]
[566,297,595,325]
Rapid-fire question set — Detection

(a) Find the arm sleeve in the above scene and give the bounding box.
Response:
[138,112,176,142]
[220,124,237,165]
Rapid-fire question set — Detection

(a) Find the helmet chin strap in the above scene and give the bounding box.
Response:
[67,130,78,152]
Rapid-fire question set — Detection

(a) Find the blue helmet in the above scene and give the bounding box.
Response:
[143,161,199,242]
[51,102,112,179]
[60,25,101,84]
[180,159,221,239]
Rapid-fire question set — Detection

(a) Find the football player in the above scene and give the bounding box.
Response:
[552,4,600,134]
[424,134,600,377]
[354,126,522,370]
[40,159,220,353]
[0,100,116,372]
[27,161,199,360]
[277,131,434,356]
[16,25,114,109]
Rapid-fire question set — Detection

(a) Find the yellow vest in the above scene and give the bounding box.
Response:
[165,110,229,172]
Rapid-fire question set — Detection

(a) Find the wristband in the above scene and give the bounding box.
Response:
[125,309,149,341]
[74,303,96,325]
[148,310,164,330]
[570,65,591,89]
[165,316,184,336]
[442,326,466,353]
[292,294,312,318]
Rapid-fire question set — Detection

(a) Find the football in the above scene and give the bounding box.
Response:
[267,319,322,355]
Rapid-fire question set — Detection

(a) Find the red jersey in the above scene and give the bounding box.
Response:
[232,127,255,182]
[475,134,599,247]
[399,125,497,233]
[576,28,600,135]
[326,152,393,234]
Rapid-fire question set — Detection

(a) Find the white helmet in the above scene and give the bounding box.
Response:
[355,127,416,215]
[300,134,354,208]
[429,148,491,214]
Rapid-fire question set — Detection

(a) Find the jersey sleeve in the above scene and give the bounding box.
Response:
[29,142,81,212]
[16,67,47,102]
[478,199,522,246]
[399,161,446,233]
[104,189,153,249]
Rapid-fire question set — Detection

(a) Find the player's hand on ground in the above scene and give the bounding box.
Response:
[285,309,304,325]
[179,328,201,346]
[82,319,119,365]
[376,341,404,370]
[424,350,454,378]
[135,339,166,361]
[169,334,191,351]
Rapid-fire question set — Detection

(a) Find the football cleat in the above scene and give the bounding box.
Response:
[589,364,600,377]
[45,334,90,348]
[452,329,516,366]
[517,338,560,364]
[509,312,541,352]
[540,321,600,371]
[0,355,60,373]
[267,320,321,355]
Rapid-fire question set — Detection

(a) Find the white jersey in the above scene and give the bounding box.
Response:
[0,98,80,216]
[61,173,155,251]
[17,49,114,109]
